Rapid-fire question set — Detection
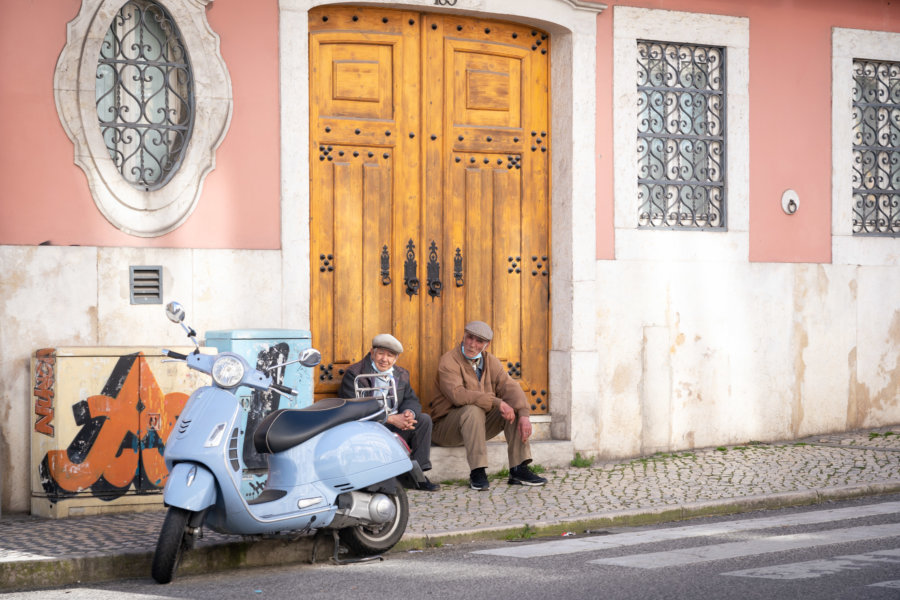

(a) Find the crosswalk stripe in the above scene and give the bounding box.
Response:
[473,501,900,559]
[721,548,900,580]
[587,523,900,569]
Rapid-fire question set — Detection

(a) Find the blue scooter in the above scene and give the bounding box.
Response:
[152,302,423,583]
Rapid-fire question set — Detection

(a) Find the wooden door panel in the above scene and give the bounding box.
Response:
[491,165,523,375]
[447,40,525,130]
[309,6,419,397]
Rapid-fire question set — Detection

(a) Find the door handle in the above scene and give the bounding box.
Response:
[454,247,464,287]
[380,245,391,285]
[404,239,419,298]
[427,241,442,299]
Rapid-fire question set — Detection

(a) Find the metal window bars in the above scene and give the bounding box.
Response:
[637,40,726,229]
[852,58,900,236]
[96,0,194,191]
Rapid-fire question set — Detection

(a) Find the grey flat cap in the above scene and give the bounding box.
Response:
[372,333,403,354]
[464,320,493,341]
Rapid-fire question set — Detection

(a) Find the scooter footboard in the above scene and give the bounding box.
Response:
[164,462,217,511]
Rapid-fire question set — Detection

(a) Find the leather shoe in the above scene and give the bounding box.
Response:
[416,476,441,492]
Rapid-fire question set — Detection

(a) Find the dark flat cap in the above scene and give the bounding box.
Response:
[372,333,403,354]
[464,320,493,341]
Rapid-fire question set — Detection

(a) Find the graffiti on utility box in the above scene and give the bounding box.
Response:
[34,352,189,502]
[33,348,56,436]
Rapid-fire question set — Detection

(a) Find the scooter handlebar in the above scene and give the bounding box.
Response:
[163,349,188,361]
[270,382,298,396]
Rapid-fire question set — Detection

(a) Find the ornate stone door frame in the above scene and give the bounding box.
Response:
[279,0,605,444]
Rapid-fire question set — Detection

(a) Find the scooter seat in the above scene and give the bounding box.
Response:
[253,397,386,454]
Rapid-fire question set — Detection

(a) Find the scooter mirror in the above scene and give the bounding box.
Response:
[298,348,322,367]
[165,301,186,324]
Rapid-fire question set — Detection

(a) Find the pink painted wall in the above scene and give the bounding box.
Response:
[0,0,281,249]
[595,0,900,263]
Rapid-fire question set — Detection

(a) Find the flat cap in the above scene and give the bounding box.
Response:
[464,320,493,342]
[372,333,403,354]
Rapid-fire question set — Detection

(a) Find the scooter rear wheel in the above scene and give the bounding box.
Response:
[152,507,192,584]
[338,487,409,555]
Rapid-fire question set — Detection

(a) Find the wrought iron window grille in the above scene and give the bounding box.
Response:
[852,58,900,237]
[96,0,194,191]
[636,40,726,230]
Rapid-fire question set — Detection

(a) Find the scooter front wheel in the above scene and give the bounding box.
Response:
[338,487,409,555]
[152,507,193,584]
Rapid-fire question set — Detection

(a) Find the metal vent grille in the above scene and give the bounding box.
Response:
[129,266,163,304]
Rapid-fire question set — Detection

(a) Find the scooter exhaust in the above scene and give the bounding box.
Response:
[331,491,397,527]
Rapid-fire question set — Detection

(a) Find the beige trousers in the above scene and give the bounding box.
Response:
[432,404,531,471]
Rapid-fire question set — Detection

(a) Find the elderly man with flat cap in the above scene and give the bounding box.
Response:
[338,333,440,492]
[431,321,547,490]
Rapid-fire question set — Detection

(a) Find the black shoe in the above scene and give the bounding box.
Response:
[417,476,441,492]
[469,468,489,491]
[508,464,548,486]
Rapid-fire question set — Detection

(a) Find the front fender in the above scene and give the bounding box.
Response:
[163,462,217,511]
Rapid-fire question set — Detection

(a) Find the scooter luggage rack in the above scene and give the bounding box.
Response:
[352,372,399,420]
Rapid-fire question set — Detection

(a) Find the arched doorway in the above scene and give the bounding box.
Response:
[308,6,551,413]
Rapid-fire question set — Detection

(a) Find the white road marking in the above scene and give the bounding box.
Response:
[722,548,900,580]
[870,579,900,589]
[587,523,900,569]
[473,501,900,558]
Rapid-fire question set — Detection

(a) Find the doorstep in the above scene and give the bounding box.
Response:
[426,439,575,482]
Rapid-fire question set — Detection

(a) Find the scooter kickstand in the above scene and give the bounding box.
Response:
[328,530,384,565]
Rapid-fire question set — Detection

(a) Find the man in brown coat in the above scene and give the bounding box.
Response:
[431,321,547,490]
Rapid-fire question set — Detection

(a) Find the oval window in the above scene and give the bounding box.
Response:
[96,0,194,191]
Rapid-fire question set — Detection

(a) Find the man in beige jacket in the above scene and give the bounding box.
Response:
[431,321,548,490]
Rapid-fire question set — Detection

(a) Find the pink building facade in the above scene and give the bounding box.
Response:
[1,0,898,514]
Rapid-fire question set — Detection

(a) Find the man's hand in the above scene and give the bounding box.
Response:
[387,410,417,431]
[498,400,516,423]
[517,416,532,443]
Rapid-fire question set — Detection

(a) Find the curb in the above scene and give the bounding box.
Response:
[6,481,899,592]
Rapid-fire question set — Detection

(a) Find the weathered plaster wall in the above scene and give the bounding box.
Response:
[591,261,900,459]
[0,246,283,513]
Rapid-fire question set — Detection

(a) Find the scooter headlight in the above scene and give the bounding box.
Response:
[211,355,245,388]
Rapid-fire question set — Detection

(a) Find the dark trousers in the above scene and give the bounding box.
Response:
[386,412,433,471]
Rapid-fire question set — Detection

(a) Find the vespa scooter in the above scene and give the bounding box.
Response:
[152,301,423,583]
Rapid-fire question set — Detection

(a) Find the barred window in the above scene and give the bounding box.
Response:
[637,41,725,229]
[96,0,194,191]
[852,59,900,236]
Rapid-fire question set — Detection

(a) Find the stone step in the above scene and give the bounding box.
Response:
[426,439,574,482]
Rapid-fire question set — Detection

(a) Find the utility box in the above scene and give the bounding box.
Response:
[30,347,210,518]
[204,329,313,500]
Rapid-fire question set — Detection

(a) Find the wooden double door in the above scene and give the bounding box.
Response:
[309,6,551,413]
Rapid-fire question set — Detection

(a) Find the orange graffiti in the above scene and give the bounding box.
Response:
[34,348,56,436]
[46,355,188,493]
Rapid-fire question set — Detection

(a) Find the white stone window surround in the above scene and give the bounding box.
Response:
[54,0,233,238]
[278,0,605,443]
[613,7,750,262]
[832,27,900,266]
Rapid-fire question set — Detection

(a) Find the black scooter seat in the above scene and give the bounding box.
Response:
[253,397,386,454]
